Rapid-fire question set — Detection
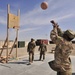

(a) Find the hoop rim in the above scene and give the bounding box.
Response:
[13,26,20,29]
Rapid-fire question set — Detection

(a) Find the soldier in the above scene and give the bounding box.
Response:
[49,20,75,75]
[38,41,47,61]
[27,38,36,64]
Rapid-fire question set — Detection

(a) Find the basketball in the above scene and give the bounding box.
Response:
[41,2,48,10]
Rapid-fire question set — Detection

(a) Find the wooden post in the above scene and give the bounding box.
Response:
[16,30,18,58]
[9,37,17,55]
[0,37,7,57]
[6,4,10,63]
[16,9,20,58]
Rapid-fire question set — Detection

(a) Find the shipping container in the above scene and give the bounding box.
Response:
[18,41,25,48]
[14,41,25,48]
[36,39,48,46]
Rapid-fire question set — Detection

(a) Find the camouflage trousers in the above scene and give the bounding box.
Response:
[29,51,34,62]
[57,68,72,75]
[39,51,45,60]
[48,60,72,75]
[57,58,72,75]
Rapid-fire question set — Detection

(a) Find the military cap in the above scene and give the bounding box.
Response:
[64,29,75,39]
[31,38,35,41]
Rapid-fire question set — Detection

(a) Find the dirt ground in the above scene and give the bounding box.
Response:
[0,44,75,59]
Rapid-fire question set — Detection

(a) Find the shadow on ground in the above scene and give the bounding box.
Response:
[72,73,75,75]
[34,59,40,61]
[8,60,29,65]
[0,64,11,68]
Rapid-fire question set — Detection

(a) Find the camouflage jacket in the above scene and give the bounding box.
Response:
[38,44,47,52]
[50,27,73,70]
[27,41,36,52]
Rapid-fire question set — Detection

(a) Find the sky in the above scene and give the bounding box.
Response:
[0,0,75,42]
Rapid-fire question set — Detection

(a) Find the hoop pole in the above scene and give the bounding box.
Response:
[6,4,10,63]
[16,29,18,58]
[15,9,20,58]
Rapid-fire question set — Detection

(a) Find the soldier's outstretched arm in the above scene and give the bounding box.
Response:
[50,20,59,28]
[50,20,63,37]
[50,20,58,36]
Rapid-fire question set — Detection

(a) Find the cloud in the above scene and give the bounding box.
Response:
[0,0,75,27]
[51,13,74,22]
[0,9,7,25]
[20,0,75,27]
[0,0,75,41]
[19,27,40,33]
[0,17,6,25]
[9,27,40,38]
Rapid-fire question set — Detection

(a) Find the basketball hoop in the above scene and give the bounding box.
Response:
[13,26,20,29]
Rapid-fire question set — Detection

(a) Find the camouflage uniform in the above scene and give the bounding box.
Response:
[50,27,74,75]
[27,39,36,64]
[38,41,47,61]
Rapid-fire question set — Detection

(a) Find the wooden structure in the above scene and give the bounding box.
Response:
[0,4,20,63]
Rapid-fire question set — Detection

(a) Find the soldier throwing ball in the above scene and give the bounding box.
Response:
[48,20,75,75]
